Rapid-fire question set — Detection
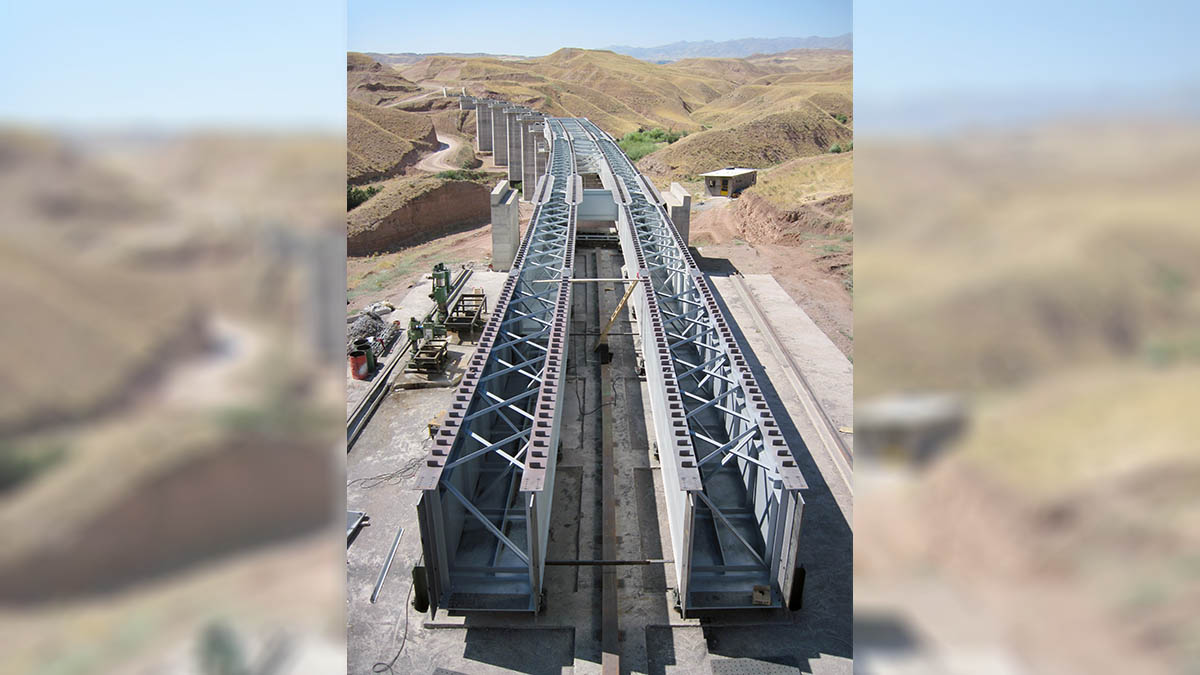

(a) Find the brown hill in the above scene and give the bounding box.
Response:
[348,52,422,106]
[637,109,852,179]
[347,173,496,255]
[347,98,438,184]
[395,48,851,178]
[400,49,736,135]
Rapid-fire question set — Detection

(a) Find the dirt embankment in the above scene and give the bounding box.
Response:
[348,179,490,256]
[347,99,439,185]
[690,192,853,356]
[734,191,851,244]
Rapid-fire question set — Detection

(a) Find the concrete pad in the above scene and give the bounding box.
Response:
[707,273,853,521]
[347,253,851,673]
[346,271,509,416]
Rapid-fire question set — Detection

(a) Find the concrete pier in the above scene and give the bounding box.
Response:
[664,182,692,243]
[490,180,520,270]
[505,108,530,183]
[458,95,477,110]
[533,127,550,197]
[476,100,494,152]
[520,115,545,200]
[490,102,509,165]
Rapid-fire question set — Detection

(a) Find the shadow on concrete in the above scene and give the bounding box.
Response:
[689,247,738,277]
[459,626,576,674]
[704,279,854,666]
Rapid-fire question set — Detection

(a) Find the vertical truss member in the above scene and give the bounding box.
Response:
[567,118,808,616]
[413,120,576,614]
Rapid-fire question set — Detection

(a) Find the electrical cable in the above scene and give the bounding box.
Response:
[348,456,423,489]
[372,556,419,674]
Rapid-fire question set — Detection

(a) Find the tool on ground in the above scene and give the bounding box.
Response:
[404,316,449,374]
[593,279,638,352]
[371,525,404,604]
[347,511,369,546]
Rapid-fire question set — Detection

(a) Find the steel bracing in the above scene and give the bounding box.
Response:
[416,111,807,617]
[566,118,808,615]
[414,119,576,612]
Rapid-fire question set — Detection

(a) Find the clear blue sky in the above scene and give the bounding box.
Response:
[0,0,346,130]
[4,1,1197,131]
[347,0,852,55]
[855,0,1200,102]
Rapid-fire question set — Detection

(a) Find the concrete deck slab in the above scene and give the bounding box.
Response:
[347,255,852,673]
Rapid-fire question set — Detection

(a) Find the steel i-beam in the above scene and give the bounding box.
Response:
[414,118,575,614]
[563,118,809,616]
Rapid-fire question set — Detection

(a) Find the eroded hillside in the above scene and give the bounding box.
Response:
[398,48,852,180]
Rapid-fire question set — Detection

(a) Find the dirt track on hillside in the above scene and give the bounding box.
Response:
[415,133,463,172]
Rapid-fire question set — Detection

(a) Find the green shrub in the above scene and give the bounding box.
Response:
[617,127,689,161]
[829,144,843,153]
[347,185,381,210]
[620,139,662,161]
[832,112,848,124]
[435,169,488,181]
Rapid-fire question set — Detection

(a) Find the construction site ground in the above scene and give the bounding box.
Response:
[346,270,508,416]
[347,242,852,673]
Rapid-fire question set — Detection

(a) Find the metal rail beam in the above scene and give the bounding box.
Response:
[561,118,809,616]
[413,111,811,619]
[414,113,576,614]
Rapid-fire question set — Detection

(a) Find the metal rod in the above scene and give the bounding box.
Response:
[370,525,404,603]
[593,279,639,352]
[531,277,633,283]
[545,559,672,566]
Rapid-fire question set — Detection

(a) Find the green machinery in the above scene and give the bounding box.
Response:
[405,316,448,374]
[429,262,452,324]
[407,265,452,374]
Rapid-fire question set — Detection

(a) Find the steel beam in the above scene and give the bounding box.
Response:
[415,118,574,615]
[561,118,809,616]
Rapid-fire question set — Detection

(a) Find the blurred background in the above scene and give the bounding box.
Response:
[0,2,347,673]
[852,1,1200,673]
[3,1,1199,673]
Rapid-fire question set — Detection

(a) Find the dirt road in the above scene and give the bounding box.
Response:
[415,132,462,172]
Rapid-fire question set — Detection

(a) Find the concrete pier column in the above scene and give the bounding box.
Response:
[476,101,493,153]
[505,108,529,183]
[490,180,520,271]
[520,115,545,201]
[534,134,549,186]
[664,182,692,244]
[490,102,509,165]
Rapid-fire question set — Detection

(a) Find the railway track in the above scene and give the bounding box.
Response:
[346,266,473,451]
[727,274,853,494]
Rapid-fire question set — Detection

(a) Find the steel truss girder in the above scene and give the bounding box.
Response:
[562,118,809,616]
[415,119,576,615]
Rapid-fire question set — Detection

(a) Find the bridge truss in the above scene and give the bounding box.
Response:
[415,113,807,617]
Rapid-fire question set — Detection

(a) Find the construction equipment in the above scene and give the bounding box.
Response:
[445,287,488,334]
[430,262,452,323]
[413,115,810,619]
[405,317,449,374]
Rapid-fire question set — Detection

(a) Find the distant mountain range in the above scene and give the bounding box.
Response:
[364,52,528,66]
[605,35,852,62]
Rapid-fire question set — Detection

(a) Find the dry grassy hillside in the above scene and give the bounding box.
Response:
[347,172,498,255]
[856,124,1200,396]
[397,48,852,179]
[856,122,1200,674]
[638,109,852,179]
[347,98,438,184]
[348,51,421,106]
